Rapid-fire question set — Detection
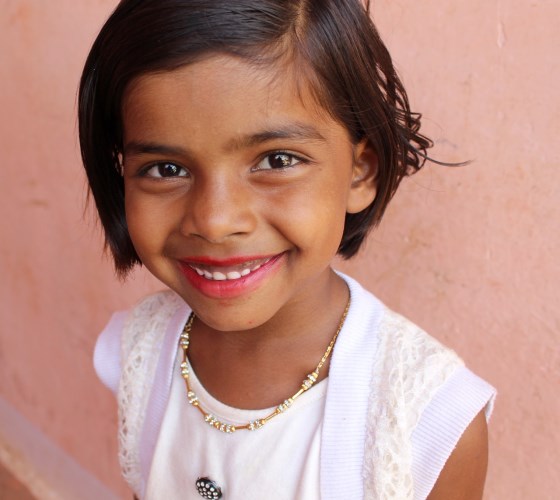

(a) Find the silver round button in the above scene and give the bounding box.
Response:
[195,477,222,499]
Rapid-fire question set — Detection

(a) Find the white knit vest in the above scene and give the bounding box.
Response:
[115,288,464,499]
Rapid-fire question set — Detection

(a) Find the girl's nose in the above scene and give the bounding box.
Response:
[180,175,257,243]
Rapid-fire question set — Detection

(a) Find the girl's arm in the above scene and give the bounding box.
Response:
[427,410,489,500]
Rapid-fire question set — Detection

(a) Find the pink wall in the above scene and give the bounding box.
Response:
[0,1,558,498]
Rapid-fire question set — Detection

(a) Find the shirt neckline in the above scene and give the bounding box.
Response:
[181,352,328,424]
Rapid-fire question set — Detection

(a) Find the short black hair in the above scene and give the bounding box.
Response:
[79,0,432,276]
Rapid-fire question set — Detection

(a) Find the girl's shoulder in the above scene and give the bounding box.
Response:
[376,306,464,381]
[341,272,464,380]
[120,290,185,353]
[93,289,186,395]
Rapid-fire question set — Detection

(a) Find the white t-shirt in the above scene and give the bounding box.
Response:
[145,350,328,500]
[94,273,496,499]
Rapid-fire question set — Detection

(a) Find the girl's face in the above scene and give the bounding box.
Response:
[121,55,376,331]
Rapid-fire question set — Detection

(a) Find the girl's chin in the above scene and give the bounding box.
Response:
[190,308,275,333]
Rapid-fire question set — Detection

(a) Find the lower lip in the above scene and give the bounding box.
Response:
[178,253,286,299]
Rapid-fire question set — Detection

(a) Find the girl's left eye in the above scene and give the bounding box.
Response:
[253,153,302,171]
[142,162,188,178]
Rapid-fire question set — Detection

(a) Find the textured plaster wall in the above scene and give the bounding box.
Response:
[0,1,558,498]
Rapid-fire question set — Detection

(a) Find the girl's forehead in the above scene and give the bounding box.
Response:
[122,54,346,145]
[125,54,330,114]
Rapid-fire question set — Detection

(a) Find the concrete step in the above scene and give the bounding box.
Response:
[0,461,37,500]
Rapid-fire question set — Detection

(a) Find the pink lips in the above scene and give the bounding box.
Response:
[178,253,286,299]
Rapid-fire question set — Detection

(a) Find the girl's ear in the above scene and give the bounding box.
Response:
[346,139,378,214]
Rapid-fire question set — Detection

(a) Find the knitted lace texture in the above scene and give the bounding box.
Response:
[362,309,463,499]
[116,294,463,498]
[117,291,184,497]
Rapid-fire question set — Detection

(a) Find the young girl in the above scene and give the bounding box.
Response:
[81,1,495,499]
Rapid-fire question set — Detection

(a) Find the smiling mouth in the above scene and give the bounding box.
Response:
[182,255,278,281]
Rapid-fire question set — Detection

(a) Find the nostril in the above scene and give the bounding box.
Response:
[180,184,257,241]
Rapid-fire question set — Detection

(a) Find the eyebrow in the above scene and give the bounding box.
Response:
[224,123,327,151]
[123,123,327,159]
[123,142,189,159]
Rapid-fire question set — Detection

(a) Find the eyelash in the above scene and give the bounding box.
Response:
[252,151,307,172]
[139,162,189,179]
[138,151,307,179]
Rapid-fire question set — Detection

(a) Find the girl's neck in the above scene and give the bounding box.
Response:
[187,268,349,409]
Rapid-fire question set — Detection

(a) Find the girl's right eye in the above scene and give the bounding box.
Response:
[142,162,188,178]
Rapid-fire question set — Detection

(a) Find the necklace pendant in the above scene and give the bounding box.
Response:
[204,414,236,433]
[277,399,293,413]
[302,372,318,390]
[248,419,264,431]
[187,391,198,405]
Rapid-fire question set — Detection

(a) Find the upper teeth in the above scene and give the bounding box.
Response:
[190,260,268,281]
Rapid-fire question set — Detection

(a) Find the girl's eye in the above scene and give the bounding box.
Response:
[143,162,188,178]
[254,153,301,171]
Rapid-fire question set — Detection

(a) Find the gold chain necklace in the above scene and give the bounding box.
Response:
[179,299,350,434]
